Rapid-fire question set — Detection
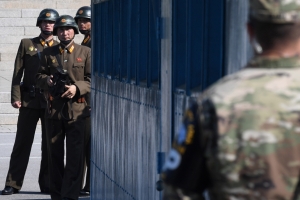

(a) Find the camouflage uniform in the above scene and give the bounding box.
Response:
[162,1,300,199]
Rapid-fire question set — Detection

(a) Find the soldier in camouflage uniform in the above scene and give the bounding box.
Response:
[2,8,59,195]
[162,0,300,199]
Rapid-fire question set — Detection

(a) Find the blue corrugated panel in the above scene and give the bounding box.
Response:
[93,0,160,87]
[172,0,225,95]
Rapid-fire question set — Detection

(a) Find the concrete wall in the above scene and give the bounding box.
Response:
[0,0,90,125]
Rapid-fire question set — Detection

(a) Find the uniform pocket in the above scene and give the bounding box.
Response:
[24,50,39,72]
[72,63,84,80]
[25,50,38,57]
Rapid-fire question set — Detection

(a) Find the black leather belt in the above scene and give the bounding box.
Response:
[22,87,44,93]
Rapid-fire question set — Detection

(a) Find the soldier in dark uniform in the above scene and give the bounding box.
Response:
[1,8,59,195]
[74,6,91,196]
[36,15,91,200]
[75,6,91,48]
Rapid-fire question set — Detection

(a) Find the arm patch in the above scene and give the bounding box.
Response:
[162,98,218,194]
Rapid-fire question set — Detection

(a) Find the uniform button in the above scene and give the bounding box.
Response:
[45,44,48,47]
[64,60,68,62]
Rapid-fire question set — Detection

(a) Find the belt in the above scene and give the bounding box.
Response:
[49,95,86,103]
[22,87,44,93]
[77,96,85,103]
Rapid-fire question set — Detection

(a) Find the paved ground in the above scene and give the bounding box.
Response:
[0,126,90,200]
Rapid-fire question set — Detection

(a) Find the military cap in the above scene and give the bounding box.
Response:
[249,0,300,23]
[36,8,59,26]
[53,15,79,35]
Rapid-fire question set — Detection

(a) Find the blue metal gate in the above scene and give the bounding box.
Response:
[90,0,250,199]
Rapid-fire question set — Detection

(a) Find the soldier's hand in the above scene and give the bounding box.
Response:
[47,75,53,86]
[61,85,77,99]
[11,101,21,108]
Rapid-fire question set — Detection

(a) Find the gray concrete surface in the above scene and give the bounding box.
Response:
[0,125,90,200]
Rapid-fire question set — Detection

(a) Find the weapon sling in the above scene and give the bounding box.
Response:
[55,53,74,121]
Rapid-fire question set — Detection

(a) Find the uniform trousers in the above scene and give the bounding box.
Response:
[82,116,91,191]
[5,107,48,190]
[46,117,85,200]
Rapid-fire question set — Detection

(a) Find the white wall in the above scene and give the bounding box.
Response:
[0,0,91,69]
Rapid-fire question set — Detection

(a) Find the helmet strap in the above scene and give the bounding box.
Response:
[79,30,90,35]
[42,30,53,35]
[60,40,72,45]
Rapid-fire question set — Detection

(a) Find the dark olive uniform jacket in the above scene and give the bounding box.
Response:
[7,36,58,192]
[36,41,91,120]
[11,36,59,107]
[36,40,91,200]
[80,33,91,192]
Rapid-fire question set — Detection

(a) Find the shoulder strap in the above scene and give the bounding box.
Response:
[53,49,73,121]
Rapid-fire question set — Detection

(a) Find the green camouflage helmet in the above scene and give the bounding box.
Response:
[249,0,300,23]
[53,15,79,35]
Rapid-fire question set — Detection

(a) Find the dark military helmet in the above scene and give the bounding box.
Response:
[53,15,79,35]
[36,8,59,26]
[74,6,91,23]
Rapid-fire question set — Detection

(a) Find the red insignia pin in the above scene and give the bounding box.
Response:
[77,57,82,62]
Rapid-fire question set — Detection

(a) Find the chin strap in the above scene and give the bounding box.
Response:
[41,30,53,36]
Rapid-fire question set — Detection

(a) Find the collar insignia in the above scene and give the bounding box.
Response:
[40,39,45,46]
[69,45,74,53]
[59,46,64,54]
[48,40,53,46]
[29,46,34,51]
[83,35,90,44]
[59,44,75,54]
[40,39,54,47]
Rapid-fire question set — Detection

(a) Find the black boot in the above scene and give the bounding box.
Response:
[1,186,19,195]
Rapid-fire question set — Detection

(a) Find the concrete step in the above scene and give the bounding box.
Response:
[0,44,19,53]
[0,124,41,132]
[0,61,14,71]
[0,35,36,44]
[21,9,79,18]
[0,27,24,35]
[0,53,16,61]
[0,103,18,114]
[0,71,12,92]
[0,124,17,133]
[0,92,10,103]
[0,113,43,125]
[0,1,90,9]
[0,114,18,124]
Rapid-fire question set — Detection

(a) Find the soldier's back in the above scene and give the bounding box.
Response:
[205,57,300,199]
